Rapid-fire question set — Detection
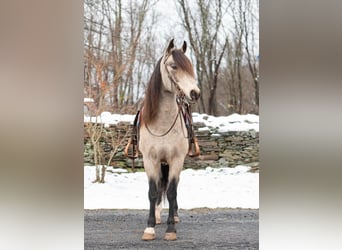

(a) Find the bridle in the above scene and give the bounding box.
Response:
[144,53,188,137]
[163,53,184,97]
[124,53,200,167]
[145,54,200,157]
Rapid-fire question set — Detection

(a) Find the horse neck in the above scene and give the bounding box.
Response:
[160,89,178,113]
[155,89,178,124]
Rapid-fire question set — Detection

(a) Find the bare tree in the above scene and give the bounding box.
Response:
[84,0,259,116]
[242,0,259,110]
[84,83,129,183]
[227,0,245,113]
[176,0,230,115]
[84,0,160,180]
[85,121,105,183]
[84,0,157,113]
[223,0,259,114]
[85,120,129,183]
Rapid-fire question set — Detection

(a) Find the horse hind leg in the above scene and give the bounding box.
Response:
[155,196,178,225]
[155,200,162,225]
[155,182,163,224]
[142,178,158,241]
[155,181,180,225]
[164,178,178,241]
[155,163,169,224]
[174,198,180,223]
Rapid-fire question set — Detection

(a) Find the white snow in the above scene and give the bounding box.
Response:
[84,165,259,210]
[84,97,94,103]
[84,112,259,209]
[192,112,259,132]
[84,112,259,132]
[83,112,135,124]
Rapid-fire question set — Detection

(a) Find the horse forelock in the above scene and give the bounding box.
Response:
[142,57,162,124]
[171,49,195,77]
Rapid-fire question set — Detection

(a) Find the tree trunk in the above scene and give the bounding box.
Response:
[100,165,106,183]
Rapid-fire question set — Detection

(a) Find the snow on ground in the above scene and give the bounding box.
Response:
[192,112,259,132]
[84,112,259,209]
[84,97,94,103]
[84,165,259,210]
[84,112,259,132]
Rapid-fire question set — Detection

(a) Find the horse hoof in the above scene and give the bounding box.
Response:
[156,218,161,224]
[141,232,156,241]
[174,216,180,223]
[164,232,177,241]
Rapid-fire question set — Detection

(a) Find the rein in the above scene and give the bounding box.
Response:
[166,61,200,157]
[143,54,188,138]
[144,91,200,157]
[124,53,200,169]
[145,105,181,137]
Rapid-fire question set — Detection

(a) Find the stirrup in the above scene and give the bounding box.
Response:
[188,137,200,157]
[124,138,139,159]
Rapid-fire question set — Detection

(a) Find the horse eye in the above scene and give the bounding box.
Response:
[170,63,177,70]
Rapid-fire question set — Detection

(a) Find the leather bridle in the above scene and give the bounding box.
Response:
[163,53,184,97]
[124,53,200,167]
[145,54,200,156]
[144,54,187,137]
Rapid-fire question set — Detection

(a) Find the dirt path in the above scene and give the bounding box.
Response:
[85,208,258,249]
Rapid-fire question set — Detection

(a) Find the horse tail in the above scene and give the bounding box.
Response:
[161,163,169,191]
[157,163,169,205]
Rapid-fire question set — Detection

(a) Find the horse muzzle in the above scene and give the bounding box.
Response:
[190,90,200,102]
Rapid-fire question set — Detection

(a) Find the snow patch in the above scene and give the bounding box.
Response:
[84,112,259,132]
[84,98,94,103]
[84,165,259,209]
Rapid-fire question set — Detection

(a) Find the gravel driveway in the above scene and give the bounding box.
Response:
[85,208,258,249]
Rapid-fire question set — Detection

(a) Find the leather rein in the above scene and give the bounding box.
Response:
[124,54,200,171]
[144,54,190,137]
[145,54,200,156]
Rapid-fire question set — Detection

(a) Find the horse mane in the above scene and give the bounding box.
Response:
[142,57,162,124]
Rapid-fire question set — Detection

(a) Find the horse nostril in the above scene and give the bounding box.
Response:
[190,90,200,101]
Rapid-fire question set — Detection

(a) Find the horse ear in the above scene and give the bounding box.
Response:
[182,41,187,53]
[166,38,175,54]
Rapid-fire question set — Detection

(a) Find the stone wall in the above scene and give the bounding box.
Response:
[84,121,259,169]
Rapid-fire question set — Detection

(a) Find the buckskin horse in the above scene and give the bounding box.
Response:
[126,39,200,241]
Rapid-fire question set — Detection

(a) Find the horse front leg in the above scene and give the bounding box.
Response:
[142,178,158,241]
[164,178,178,241]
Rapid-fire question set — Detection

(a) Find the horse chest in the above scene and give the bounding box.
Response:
[140,135,187,161]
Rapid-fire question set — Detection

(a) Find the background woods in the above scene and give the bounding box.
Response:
[84,0,259,116]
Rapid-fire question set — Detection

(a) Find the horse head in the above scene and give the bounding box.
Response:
[160,39,200,103]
